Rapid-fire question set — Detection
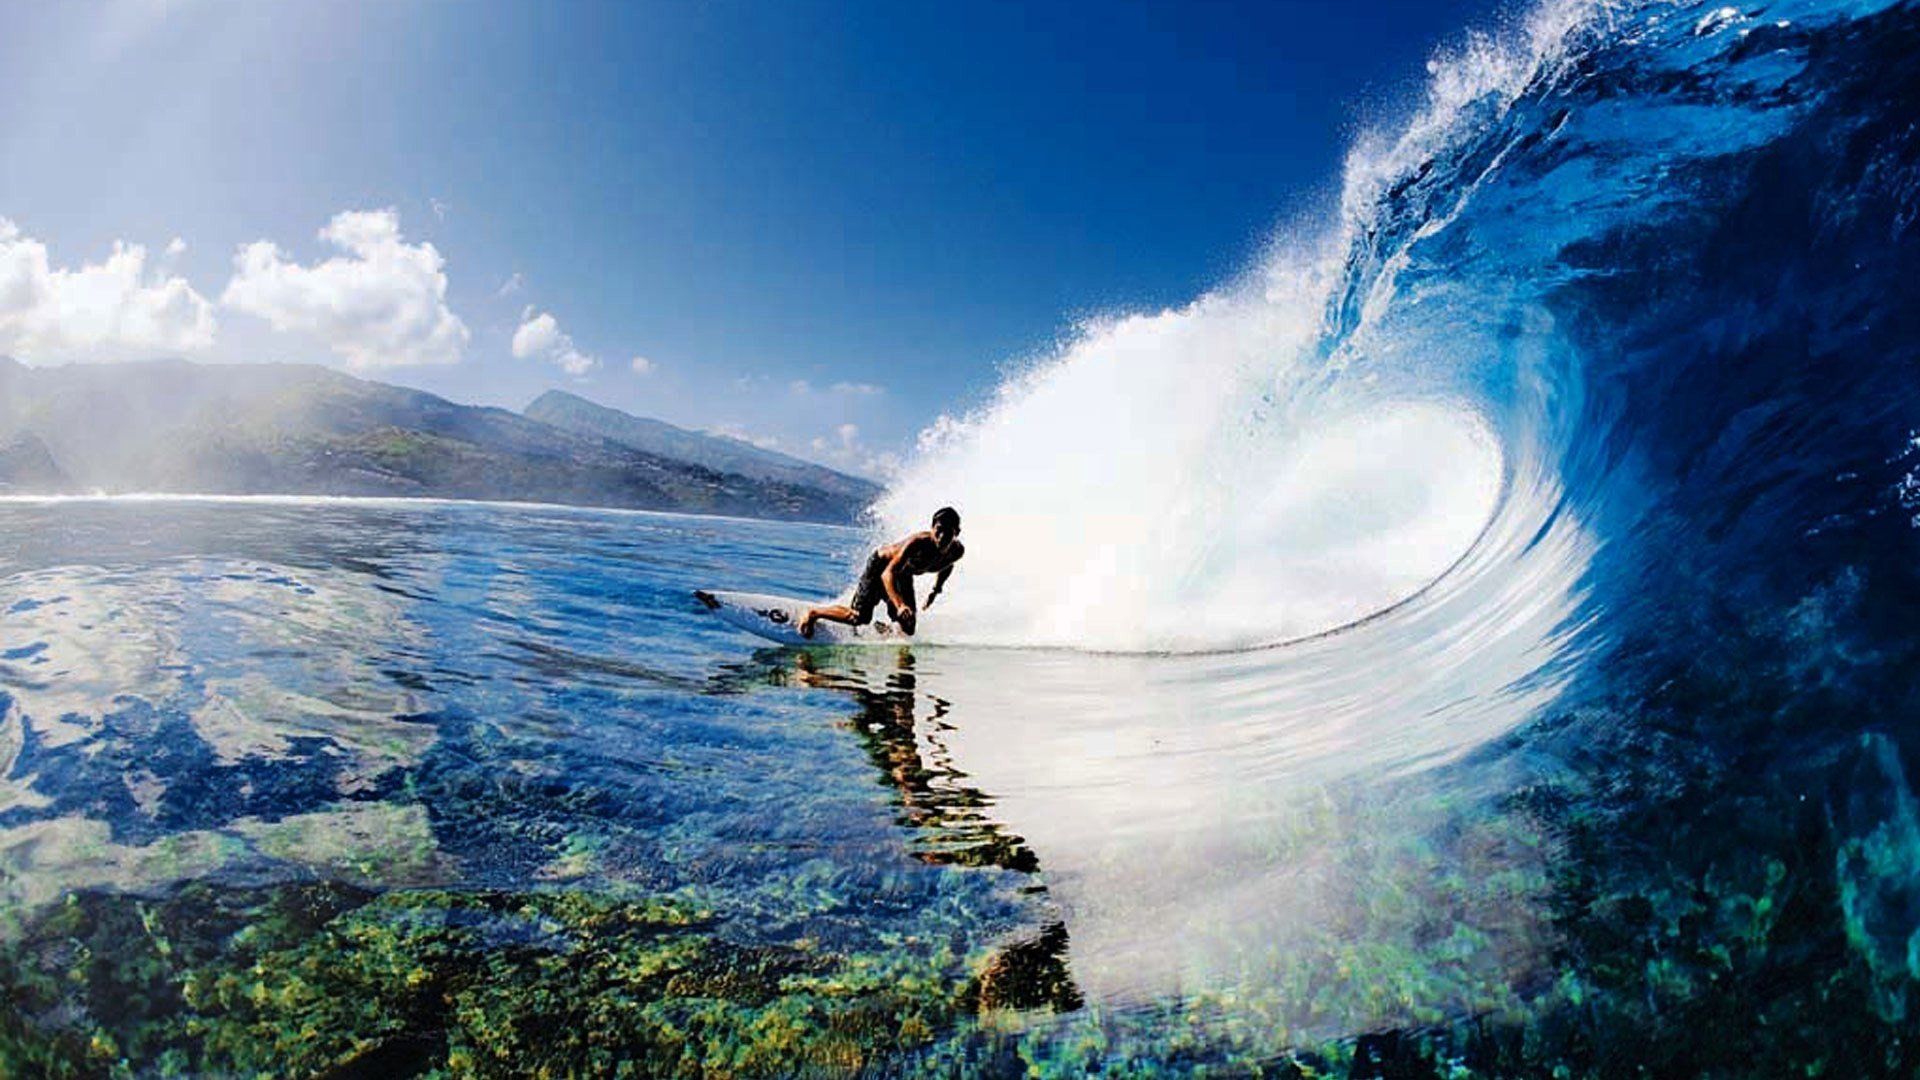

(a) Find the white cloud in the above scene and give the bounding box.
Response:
[706,423,785,451]
[787,377,885,398]
[629,355,655,375]
[712,373,899,476]
[430,198,451,221]
[0,217,217,361]
[222,208,469,369]
[496,272,524,297]
[809,422,902,479]
[511,307,596,375]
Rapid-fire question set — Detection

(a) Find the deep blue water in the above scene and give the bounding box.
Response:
[7,0,1920,1074]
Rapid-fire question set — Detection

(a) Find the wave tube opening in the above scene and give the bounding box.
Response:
[873,287,1511,655]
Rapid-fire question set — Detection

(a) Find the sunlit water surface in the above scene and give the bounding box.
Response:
[0,498,1586,1074]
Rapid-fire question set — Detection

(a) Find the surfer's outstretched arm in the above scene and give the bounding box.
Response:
[926,542,963,608]
[881,549,922,634]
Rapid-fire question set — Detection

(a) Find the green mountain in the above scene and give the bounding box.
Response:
[524,389,880,505]
[0,358,873,523]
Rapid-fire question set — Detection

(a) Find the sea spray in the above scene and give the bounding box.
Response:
[870,212,1524,654]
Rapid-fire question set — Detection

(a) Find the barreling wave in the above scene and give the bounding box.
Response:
[876,0,1920,670]
[873,1,1598,654]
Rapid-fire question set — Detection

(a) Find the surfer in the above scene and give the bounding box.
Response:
[800,507,964,638]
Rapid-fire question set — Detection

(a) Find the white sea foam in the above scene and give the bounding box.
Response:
[872,286,1504,651]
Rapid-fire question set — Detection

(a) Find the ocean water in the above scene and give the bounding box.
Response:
[8,0,1920,1073]
[0,495,1586,1077]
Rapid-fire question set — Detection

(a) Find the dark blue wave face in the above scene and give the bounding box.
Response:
[1335,0,1920,590]
[4,1,1920,1075]
[1323,0,1920,1069]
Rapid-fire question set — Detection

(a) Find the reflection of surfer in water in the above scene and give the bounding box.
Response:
[800,507,964,638]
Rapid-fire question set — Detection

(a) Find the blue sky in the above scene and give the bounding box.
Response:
[0,0,1500,476]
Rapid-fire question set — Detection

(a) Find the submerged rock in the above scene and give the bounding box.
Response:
[1834,731,1920,1022]
[971,922,1081,1013]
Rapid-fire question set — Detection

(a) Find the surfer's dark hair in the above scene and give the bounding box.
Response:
[932,506,960,530]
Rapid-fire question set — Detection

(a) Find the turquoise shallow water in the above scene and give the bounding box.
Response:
[0,503,988,1064]
[0,498,1577,1074]
[0,497,1033,925]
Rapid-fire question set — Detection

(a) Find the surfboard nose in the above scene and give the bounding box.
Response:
[693,589,721,610]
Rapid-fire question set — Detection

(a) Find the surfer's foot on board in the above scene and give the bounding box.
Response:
[797,602,861,639]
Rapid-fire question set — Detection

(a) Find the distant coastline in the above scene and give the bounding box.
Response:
[0,358,881,525]
[0,490,870,530]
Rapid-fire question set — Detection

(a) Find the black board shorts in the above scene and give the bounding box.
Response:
[850,552,913,623]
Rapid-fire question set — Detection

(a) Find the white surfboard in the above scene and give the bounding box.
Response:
[693,589,912,646]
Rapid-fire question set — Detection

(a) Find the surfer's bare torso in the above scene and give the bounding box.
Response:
[877,532,963,579]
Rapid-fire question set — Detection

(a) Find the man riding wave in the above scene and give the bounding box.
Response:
[800,507,963,638]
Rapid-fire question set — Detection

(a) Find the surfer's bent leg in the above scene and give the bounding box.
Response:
[799,603,858,638]
[801,557,886,638]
